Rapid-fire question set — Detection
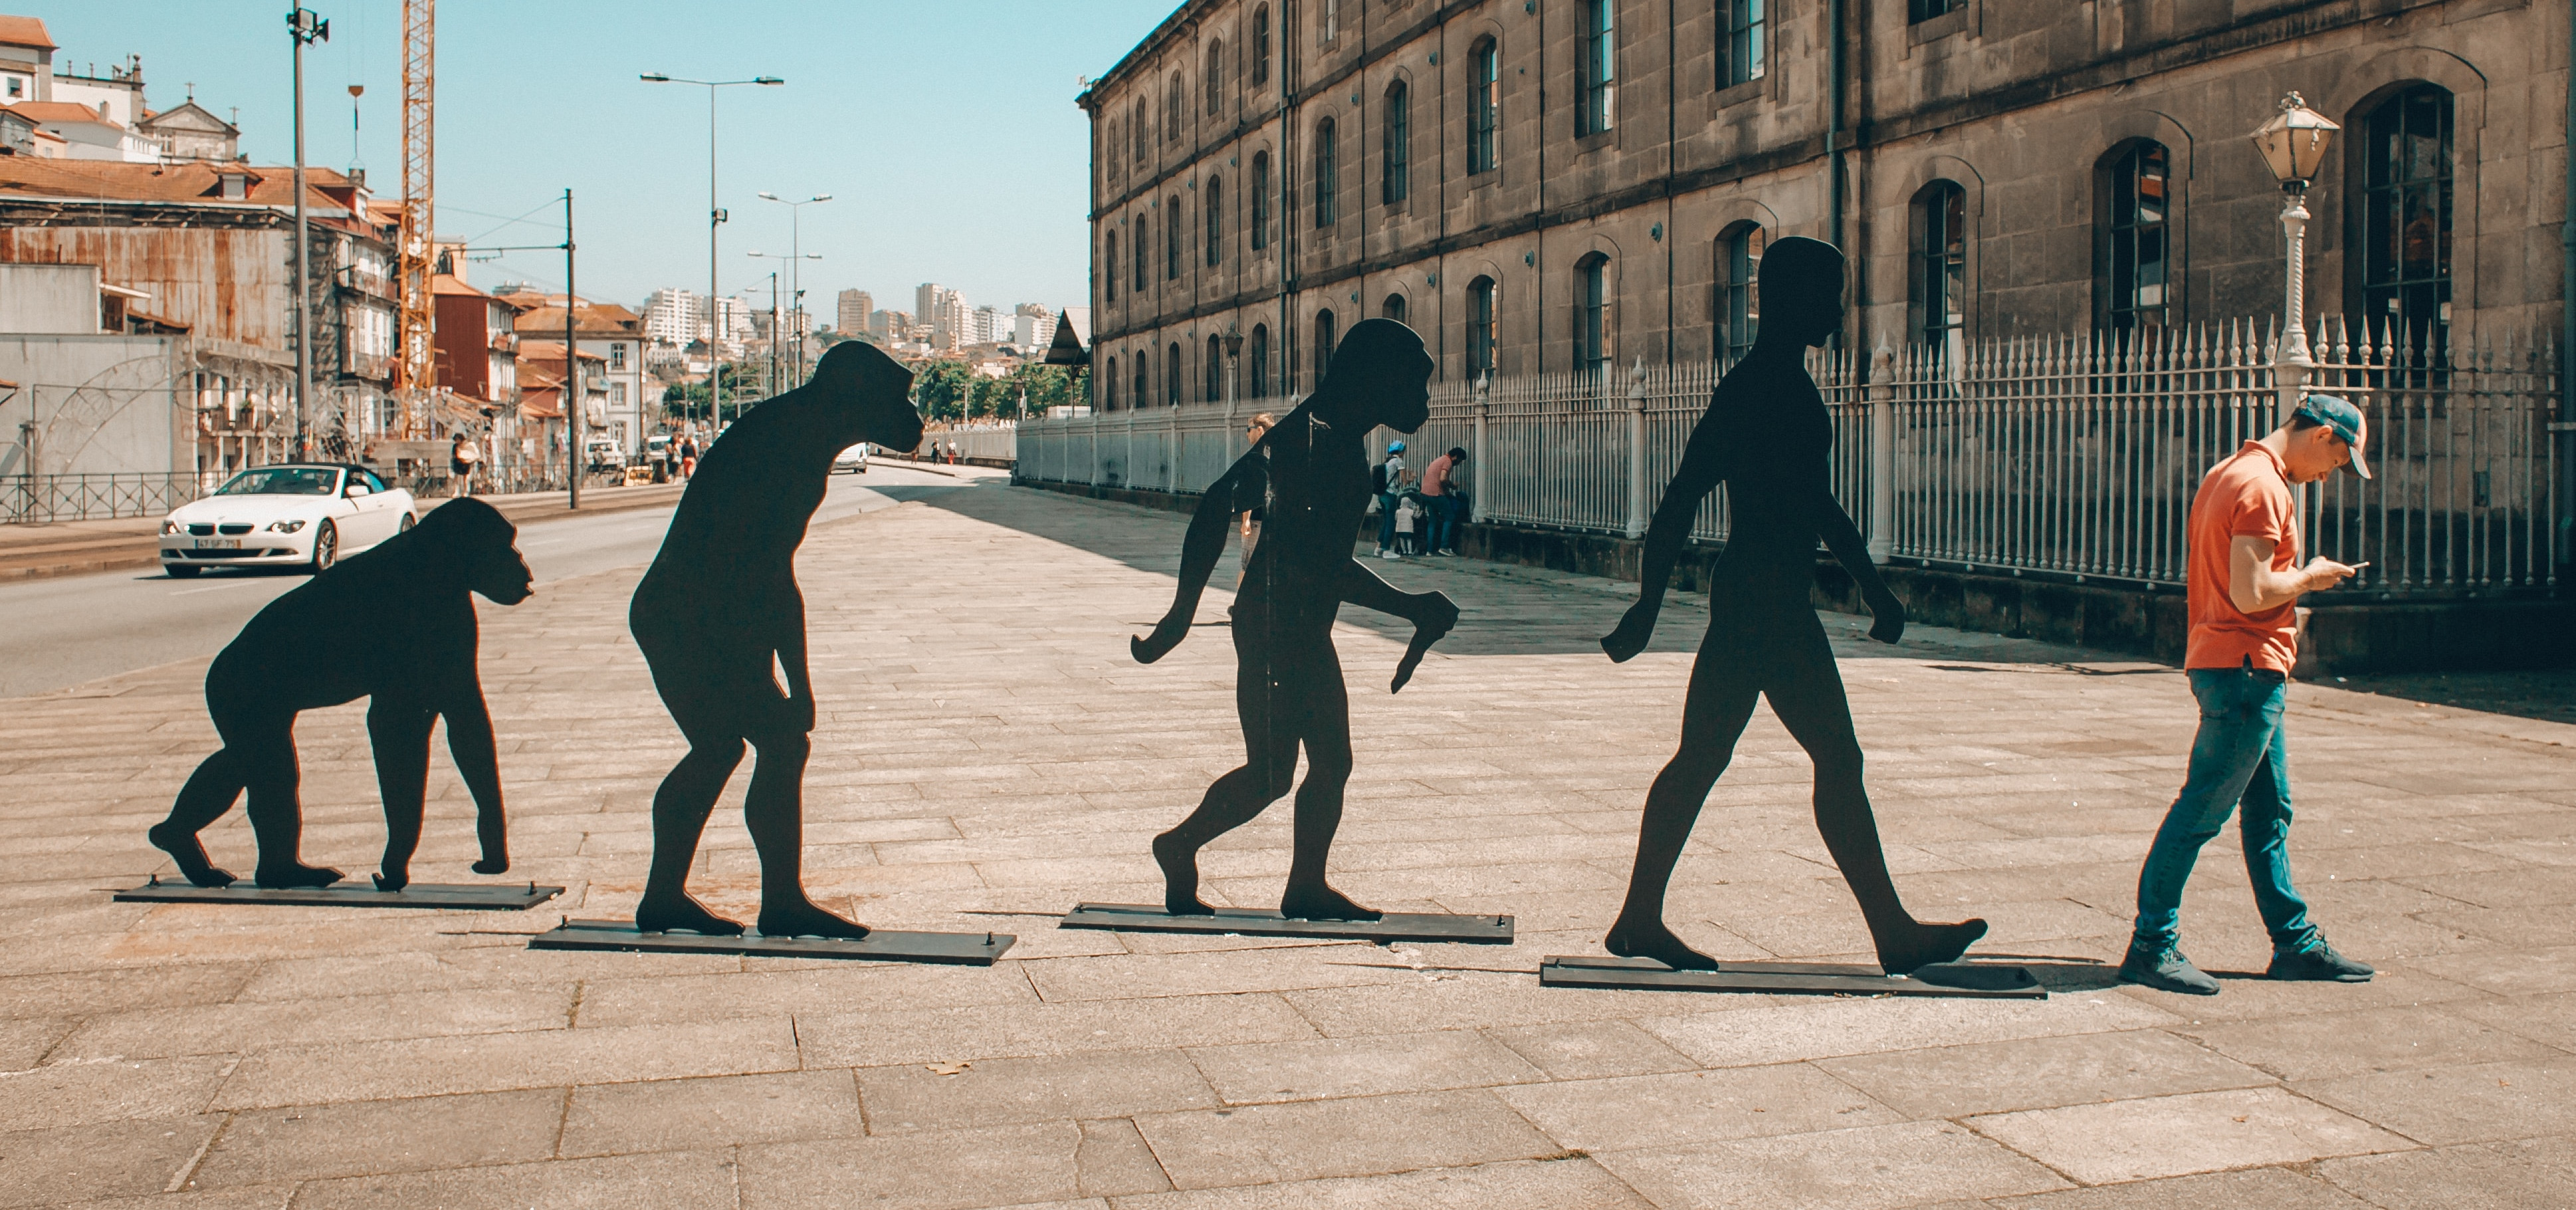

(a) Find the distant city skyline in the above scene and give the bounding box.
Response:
[39,1,1168,314]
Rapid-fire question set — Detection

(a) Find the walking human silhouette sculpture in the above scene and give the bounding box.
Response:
[1132,318,1459,921]
[627,340,924,937]
[1600,237,1987,975]
[148,496,534,890]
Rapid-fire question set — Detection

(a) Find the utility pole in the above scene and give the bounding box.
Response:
[287,7,329,459]
[639,73,783,431]
[564,189,580,509]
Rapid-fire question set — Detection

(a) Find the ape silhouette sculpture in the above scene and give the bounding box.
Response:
[148,497,533,890]
[1131,318,1459,921]
[627,340,924,938]
[1600,237,1988,975]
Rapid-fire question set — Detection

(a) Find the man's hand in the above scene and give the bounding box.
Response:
[1130,614,1193,665]
[1602,600,1658,664]
[1866,591,1907,645]
[2300,558,2359,592]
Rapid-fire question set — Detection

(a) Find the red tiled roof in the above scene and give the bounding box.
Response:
[0,158,366,225]
[7,100,120,129]
[429,273,488,299]
[0,15,54,51]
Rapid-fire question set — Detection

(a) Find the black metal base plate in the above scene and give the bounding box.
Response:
[1063,902,1515,945]
[1539,955,2044,999]
[527,919,1015,965]
[114,880,563,911]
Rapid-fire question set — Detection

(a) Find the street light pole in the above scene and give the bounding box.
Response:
[758,192,830,386]
[640,72,784,437]
[2251,92,2340,422]
[287,7,329,460]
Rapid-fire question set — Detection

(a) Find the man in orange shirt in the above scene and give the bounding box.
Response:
[2123,395,2375,995]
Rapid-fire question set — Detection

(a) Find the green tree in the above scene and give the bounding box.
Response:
[659,363,767,422]
[911,360,974,422]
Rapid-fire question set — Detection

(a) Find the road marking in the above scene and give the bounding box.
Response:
[172,580,259,595]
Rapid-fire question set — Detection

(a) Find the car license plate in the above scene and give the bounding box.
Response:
[192,538,241,550]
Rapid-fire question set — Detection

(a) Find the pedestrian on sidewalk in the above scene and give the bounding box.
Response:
[679,437,698,480]
[2121,394,2377,996]
[1236,412,1276,588]
[1373,441,1407,559]
[1421,446,1467,555]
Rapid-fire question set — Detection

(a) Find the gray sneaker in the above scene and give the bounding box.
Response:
[2121,943,2220,995]
[2268,939,2373,982]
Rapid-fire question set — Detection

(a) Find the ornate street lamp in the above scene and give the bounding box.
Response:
[2250,92,2340,398]
[1222,324,1244,413]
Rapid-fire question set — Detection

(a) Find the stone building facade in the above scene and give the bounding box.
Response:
[1076,0,2567,409]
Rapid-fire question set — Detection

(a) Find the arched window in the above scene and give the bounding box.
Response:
[1250,322,1271,396]
[1103,354,1118,410]
[1250,152,1271,251]
[1313,308,1337,385]
[1314,118,1338,227]
[1166,342,1182,406]
[1206,333,1224,402]
[1913,181,1967,360]
[2101,140,2173,332]
[1134,351,1149,410]
[1166,195,1182,281]
[1166,72,1184,144]
[1251,5,1271,88]
[1204,40,1224,116]
[1132,215,1148,294]
[1382,82,1410,205]
[1719,223,1765,362]
[1206,175,1224,267]
[1577,0,1614,136]
[1465,276,1497,378]
[1718,0,1765,88]
[1382,293,1407,325]
[1576,254,1611,378]
[1467,39,1500,176]
[1132,100,1146,163]
[1105,229,1118,302]
[2360,84,2454,361]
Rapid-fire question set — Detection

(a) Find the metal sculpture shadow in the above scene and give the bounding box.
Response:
[627,340,924,938]
[1130,318,1457,922]
[148,497,534,890]
[1600,236,1988,975]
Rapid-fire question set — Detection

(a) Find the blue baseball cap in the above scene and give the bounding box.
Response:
[2294,394,2371,479]
[1387,440,1405,452]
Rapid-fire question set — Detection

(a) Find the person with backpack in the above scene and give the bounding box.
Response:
[1373,441,1408,558]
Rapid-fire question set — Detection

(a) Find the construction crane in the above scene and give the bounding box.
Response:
[394,0,434,437]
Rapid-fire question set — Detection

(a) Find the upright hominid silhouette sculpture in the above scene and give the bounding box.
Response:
[1132,319,1459,922]
[628,340,924,938]
[1599,237,1987,975]
[148,497,534,891]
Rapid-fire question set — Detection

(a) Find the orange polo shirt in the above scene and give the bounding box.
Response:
[2185,441,2300,672]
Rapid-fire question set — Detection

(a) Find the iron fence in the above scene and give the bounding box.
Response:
[0,473,202,525]
[1014,316,2561,598]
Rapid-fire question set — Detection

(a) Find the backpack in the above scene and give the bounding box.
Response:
[1371,461,1390,493]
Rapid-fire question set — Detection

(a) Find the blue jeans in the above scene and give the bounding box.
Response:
[1376,493,1400,550]
[2131,667,2318,955]
[1427,495,1462,552]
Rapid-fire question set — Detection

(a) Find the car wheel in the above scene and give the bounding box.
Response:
[397,513,416,535]
[166,563,200,578]
[308,521,338,573]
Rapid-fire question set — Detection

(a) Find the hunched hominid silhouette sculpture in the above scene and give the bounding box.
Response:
[1598,236,1988,975]
[1130,318,1460,922]
[148,497,534,891]
[627,340,924,938]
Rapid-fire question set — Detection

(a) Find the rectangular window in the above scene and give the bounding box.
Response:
[1105,231,1119,301]
[1722,225,1765,362]
[1252,5,1271,86]
[1466,279,1497,378]
[2105,142,2171,332]
[1719,0,1765,88]
[1166,198,1182,281]
[1206,176,1224,267]
[1251,153,1271,250]
[609,342,626,369]
[1578,0,1614,136]
[2363,85,2454,363]
[1907,0,1960,21]
[1319,0,1339,43]
[1315,120,1337,227]
[1382,84,1409,205]
[1468,42,1499,175]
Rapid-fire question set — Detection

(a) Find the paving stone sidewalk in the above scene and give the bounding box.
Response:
[1,474,2571,1209]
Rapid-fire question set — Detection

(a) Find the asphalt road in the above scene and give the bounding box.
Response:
[0,465,977,699]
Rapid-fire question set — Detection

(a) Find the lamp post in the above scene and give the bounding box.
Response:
[2250,92,2341,420]
[747,251,817,396]
[639,72,783,434]
[757,193,829,386]
[286,7,329,459]
[1222,324,1243,422]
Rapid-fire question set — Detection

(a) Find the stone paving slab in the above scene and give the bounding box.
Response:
[0,471,2570,1206]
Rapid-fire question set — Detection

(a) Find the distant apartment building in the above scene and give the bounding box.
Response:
[1079,0,2567,408]
[916,283,971,350]
[837,289,871,334]
[643,287,699,348]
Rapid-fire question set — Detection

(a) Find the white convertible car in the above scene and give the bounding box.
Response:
[159,463,417,577]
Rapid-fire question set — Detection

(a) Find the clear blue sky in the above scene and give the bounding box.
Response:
[45,1,1170,316]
